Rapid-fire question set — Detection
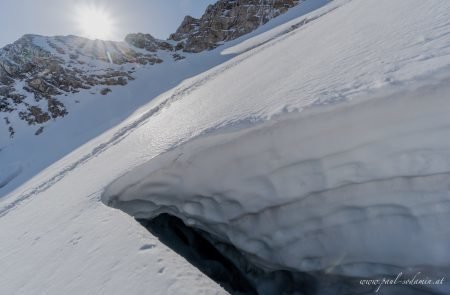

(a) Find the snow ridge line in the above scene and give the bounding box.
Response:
[224,3,341,55]
[0,10,328,217]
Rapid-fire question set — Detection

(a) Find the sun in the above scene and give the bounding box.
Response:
[75,4,114,40]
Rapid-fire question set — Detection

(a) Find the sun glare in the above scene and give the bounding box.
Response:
[76,5,114,40]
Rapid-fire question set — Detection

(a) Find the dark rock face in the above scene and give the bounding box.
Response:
[125,33,174,52]
[169,0,300,52]
[169,16,201,42]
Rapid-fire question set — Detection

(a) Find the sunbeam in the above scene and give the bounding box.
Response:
[75,4,115,40]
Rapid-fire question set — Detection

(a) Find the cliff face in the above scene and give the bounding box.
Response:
[124,33,175,52]
[169,0,300,52]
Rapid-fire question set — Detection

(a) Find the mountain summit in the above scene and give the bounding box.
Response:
[169,0,300,52]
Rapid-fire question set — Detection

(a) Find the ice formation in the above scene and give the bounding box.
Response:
[102,80,450,283]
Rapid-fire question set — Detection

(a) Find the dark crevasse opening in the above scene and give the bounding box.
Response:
[137,214,440,295]
[139,214,255,294]
[138,213,386,295]
[137,213,317,295]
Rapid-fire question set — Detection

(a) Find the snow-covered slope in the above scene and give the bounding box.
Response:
[0,36,224,197]
[104,81,450,277]
[2,0,450,294]
[0,0,313,199]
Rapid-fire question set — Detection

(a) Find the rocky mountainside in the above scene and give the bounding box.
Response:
[170,0,300,52]
[0,0,301,139]
[0,34,179,138]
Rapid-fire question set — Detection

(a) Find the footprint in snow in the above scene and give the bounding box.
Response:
[139,244,156,251]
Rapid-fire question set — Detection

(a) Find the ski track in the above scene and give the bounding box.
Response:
[0,5,341,218]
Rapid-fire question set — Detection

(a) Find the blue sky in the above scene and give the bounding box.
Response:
[0,0,216,47]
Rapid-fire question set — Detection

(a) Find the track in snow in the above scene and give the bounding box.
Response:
[0,3,342,217]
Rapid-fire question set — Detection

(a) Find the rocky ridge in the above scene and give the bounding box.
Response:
[169,0,300,52]
[0,0,301,138]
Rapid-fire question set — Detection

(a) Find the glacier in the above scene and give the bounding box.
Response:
[1,0,450,294]
[103,79,450,281]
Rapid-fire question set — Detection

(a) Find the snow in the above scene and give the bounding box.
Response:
[0,0,332,199]
[221,0,333,55]
[103,80,450,280]
[2,0,450,294]
[0,182,225,295]
[0,37,228,198]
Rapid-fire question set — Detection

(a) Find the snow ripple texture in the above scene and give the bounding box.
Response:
[102,80,450,279]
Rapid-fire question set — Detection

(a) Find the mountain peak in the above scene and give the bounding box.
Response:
[169,0,301,52]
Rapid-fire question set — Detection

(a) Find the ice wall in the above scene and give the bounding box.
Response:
[102,81,450,281]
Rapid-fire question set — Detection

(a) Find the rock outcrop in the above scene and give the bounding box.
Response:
[125,33,174,52]
[169,0,300,52]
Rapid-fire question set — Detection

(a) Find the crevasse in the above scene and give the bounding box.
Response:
[102,79,450,286]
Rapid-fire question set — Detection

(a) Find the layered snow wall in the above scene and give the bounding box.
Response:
[102,80,450,282]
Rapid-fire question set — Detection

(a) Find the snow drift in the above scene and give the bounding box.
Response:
[102,78,450,283]
[98,0,450,291]
[2,0,450,294]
